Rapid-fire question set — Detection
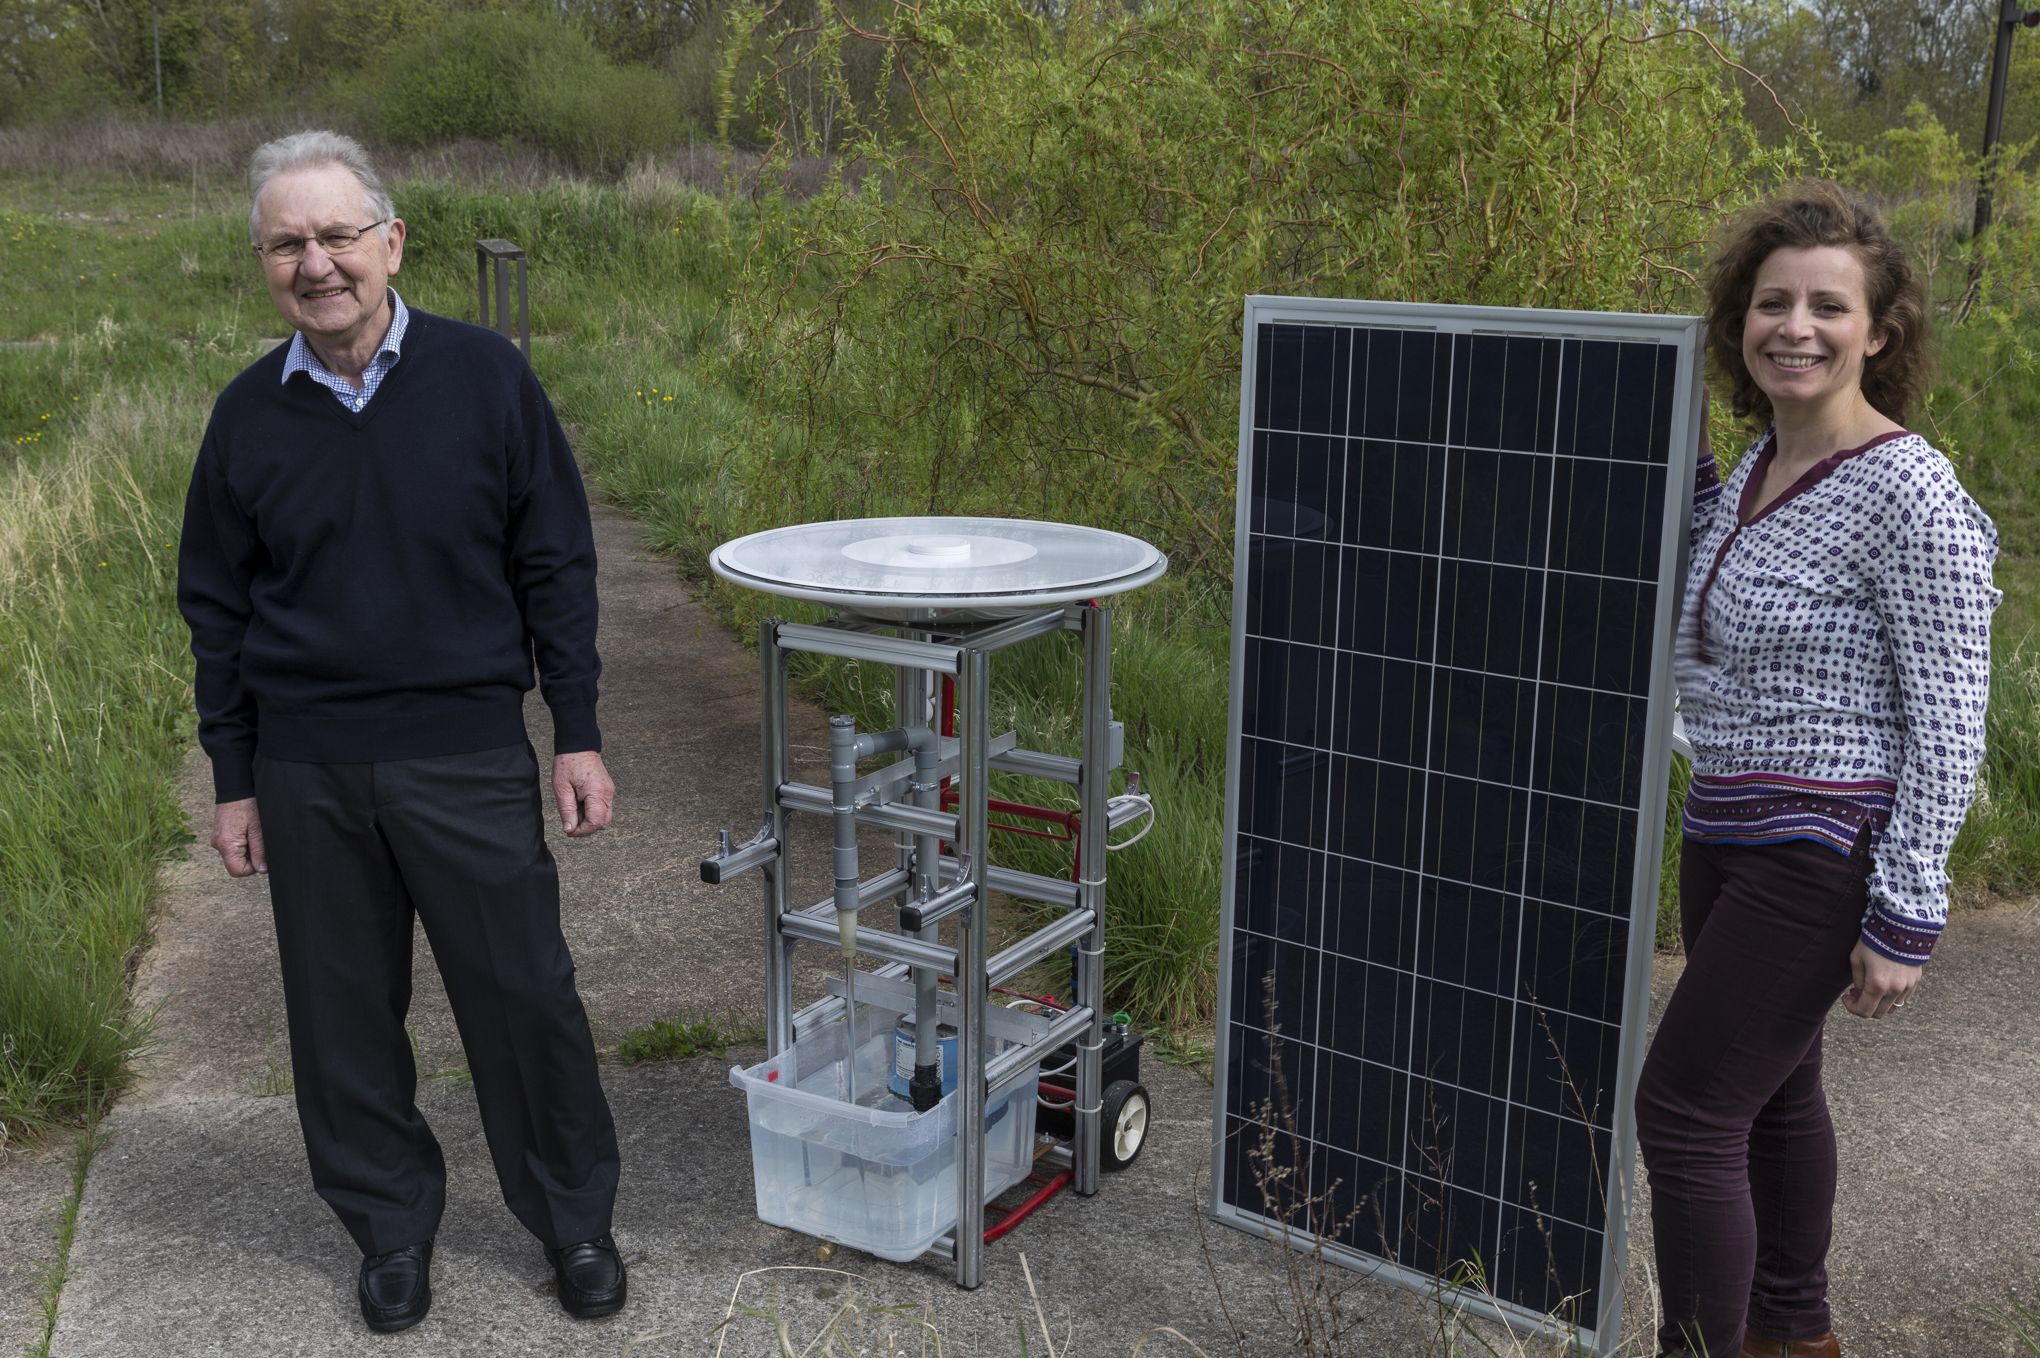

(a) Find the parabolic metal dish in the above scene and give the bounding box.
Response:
[711,517,1168,621]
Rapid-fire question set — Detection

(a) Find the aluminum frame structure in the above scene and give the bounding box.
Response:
[1211,296,1704,1355]
[708,601,1141,1288]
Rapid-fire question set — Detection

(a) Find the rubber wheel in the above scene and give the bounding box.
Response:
[1100,1079,1150,1170]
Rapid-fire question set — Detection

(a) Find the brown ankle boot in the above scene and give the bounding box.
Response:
[1739,1330,1840,1358]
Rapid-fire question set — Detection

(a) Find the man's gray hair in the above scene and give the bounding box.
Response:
[247,131,396,243]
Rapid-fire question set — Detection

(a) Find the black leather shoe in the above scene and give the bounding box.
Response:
[358,1239,432,1332]
[546,1234,626,1318]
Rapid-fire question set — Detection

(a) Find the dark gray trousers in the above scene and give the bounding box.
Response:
[254,743,619,1256]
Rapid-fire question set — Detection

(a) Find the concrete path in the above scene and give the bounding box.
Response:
[10,501,2040,1356]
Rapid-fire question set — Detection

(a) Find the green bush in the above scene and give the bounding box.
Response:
[374,11,683,173]
[376,12,547,145]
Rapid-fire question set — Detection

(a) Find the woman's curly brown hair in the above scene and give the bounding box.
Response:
[1704,180,1932,426]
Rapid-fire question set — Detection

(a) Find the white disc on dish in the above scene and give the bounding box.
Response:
[711,516,1167,620]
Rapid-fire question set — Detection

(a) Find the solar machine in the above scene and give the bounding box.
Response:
[1211,299,1705,1355]
[701,517,1166,1287]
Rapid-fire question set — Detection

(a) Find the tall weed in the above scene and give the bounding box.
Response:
[0,363,214,1138]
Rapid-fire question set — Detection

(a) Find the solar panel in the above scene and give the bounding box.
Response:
[1211,298,1702,1353]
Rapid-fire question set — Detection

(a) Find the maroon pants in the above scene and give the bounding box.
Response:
[1635,832,1871,1356]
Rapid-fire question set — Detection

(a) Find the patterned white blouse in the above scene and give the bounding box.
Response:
[1675,428,2001,964]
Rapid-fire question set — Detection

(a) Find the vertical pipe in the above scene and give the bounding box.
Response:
[760,619,794,1055]
[516,256,531,359]
[909,717,945,1111]
[953,646,992,1288]
[896,652,945,1112]
[894,659,921,888]
[829,715,864,1103]
[1074,605,1111,1196]
[828,716,864,924]
[476,248,489,331]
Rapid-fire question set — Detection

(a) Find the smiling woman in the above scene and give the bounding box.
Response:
[1636,181,2002,1358]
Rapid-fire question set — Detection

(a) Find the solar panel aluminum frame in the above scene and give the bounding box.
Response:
[1210,296,1704,1356]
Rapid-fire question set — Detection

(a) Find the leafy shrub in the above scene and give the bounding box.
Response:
[373,11,683,173]
[523,57,686,175]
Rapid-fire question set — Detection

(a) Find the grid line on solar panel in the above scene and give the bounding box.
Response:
[1238,733,1644,817]
[1223,931,1625,1036]
[1243,554,1658,693]
[1240,635,1651,713]
[1220,1110,1612,1238]
[1224,1003,1623,1117]
[1487,342,1565,1275]
[1253,323,1680,457]
[1246,433,1678,468]
[1224,778,1640,925]
[1244,534,1665,590]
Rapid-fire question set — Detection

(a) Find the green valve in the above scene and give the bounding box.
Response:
[1112,1011,1132,1026]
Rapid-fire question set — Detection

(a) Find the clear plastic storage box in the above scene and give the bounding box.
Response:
[729,1002,1041,1262]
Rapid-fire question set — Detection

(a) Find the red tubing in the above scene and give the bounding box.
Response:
[983,1170,1073,1243]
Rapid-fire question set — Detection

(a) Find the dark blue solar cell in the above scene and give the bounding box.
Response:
[1498,336,1559,454]
[1380,552,1440,662]
[1452,332,1507,448]
[1596,462,1658,581]
[1337,546,1390,655]
[1355,327,1403,440]
[1328,1151,1402,1256]
[1344,439,1444,554]
[1324,859,1419,971]
[1296,324,1349,435]
[1556,338,1621,459]
[1427,665,1485,779]
[1610,340,1666,463]
[1549,456,1613,576]
[1260,324,1307,433]
[1360,961,1416,1070]
[1240,736,1329,845]
[1533,683,1599,801]
[1231,833,1281,938]
[1647,343,1680,459]
[1244,638,1334,749]
[1544,573,1609,690]
[1341,653,1426,766]
[1258,431,1343,542]
[1481,564,1541,680]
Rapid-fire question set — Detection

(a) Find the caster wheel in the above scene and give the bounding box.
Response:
[1100,1079,1150,1170]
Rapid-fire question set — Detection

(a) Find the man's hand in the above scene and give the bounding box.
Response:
[1842,941,1922,1020]
[552,751,615,838]
[211,797,268,877]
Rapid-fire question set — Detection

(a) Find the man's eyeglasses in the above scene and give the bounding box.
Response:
[253,220,387,264]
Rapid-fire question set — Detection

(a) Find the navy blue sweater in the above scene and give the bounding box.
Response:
[177,311,601,803]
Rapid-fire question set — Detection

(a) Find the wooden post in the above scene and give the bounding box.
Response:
[474,239,530,360]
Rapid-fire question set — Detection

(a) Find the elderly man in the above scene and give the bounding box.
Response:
[176,130,625,1332]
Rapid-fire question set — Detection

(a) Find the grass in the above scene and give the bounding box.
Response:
[25,1108,108,1358]
[3,162,2038,1142]
[616,1014,767,1065]
[0,335,239,1141]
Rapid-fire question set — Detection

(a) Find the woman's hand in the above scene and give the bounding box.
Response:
[1843,942,1922,1019]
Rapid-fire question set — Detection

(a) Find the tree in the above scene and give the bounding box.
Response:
[718,0,1802,576]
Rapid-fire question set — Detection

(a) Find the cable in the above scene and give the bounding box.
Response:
[1105,791,1156,851]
